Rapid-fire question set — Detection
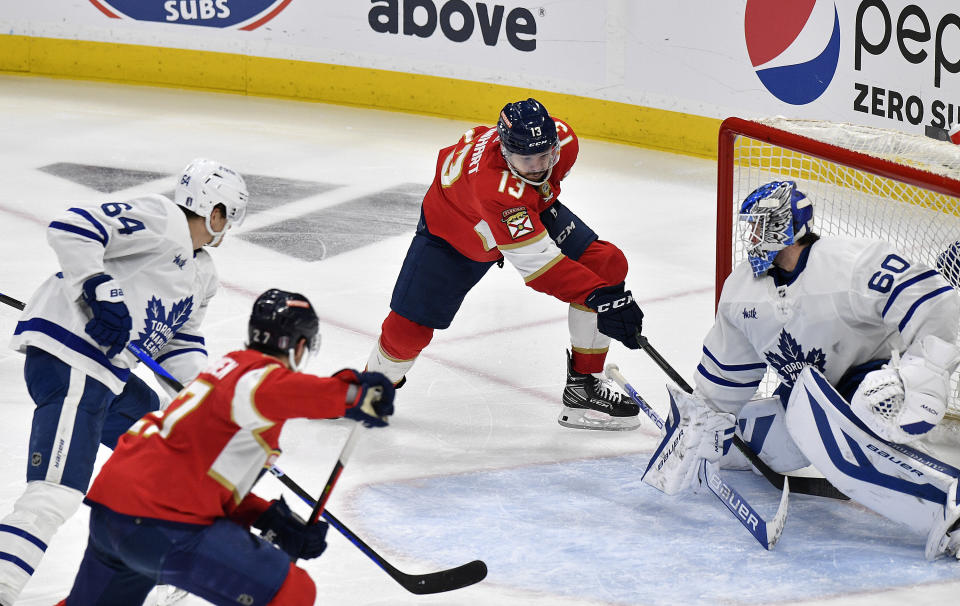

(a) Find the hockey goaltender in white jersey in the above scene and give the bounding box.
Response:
[0,159,248,606]
[642,180,960,560]
[11,193,218,392]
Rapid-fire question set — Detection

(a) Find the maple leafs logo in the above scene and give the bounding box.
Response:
[764,330,826,388]
[134,295,195,357]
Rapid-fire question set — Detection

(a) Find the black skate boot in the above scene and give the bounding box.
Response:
[558,350,641,431]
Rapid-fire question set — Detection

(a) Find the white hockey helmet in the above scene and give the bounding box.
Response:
[174,158,248,246]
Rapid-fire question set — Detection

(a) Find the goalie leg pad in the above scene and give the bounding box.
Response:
[642,384,735,495]
[735,397,810,474]
[786,367,960,538]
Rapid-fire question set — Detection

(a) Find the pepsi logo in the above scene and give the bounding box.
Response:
[88,0,292,30]
[745,0,841,105]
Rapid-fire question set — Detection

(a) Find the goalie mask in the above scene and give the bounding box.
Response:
[739,180,813,277]
[497,98,560,187]
[174,158,248,247]
[248,289,320,372]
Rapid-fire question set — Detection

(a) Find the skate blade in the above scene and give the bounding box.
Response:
[557,406,641,431]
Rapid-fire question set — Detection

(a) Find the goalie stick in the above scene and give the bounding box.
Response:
[634,333,848,501]
[605,363,789,549]
[269,465,488,594]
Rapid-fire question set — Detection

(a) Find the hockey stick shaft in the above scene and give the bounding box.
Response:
[308,422,363,525]
[635,333,848,501]
[269,466,487,594]
[0,293,24,311]
[602,365,664,431]
[606,363,789,549]
[1,292,187,393]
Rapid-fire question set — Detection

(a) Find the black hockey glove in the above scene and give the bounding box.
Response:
[254,497,329,561]
[585,283,644,349]
[81,273,132,358]
[336,369,396,427]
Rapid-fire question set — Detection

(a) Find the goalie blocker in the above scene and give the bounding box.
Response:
[787,367,960,560]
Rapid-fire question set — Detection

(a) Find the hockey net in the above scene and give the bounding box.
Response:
[716,117,960,426]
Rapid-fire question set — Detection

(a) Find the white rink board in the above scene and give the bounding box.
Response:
[4,1,960,136]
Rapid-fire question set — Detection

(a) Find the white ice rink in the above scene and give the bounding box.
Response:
[1,75,959,605]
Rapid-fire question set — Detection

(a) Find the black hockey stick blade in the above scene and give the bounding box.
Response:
[269,466,487,594]
[635,333,849,501]
[323,510,488,595]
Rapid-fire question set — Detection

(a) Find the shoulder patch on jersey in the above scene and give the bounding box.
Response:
[764,329,827,388]
[502,206,535,239]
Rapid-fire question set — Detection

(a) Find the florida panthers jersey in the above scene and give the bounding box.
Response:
[10,194,217,394]
[421,120,607,304]
[85,349,353,525]
[696,238,960,413]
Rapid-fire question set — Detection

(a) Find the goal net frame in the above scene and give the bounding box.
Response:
[715,116,960,418]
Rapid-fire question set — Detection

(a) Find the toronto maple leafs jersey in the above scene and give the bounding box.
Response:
[10,194,217,394]
[696,237,960,413]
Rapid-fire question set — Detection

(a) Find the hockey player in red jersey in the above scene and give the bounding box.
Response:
[56,289,395,605]
[366,98,645,431]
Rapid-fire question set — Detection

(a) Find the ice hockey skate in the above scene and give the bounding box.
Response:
[558,351,641,431]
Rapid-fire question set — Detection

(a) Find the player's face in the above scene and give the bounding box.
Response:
[505,146,559,181]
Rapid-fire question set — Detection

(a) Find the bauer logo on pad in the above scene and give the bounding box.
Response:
[501,207,535,239]
[88,0,292,30]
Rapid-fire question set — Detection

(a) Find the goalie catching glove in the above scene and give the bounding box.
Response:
[337,369,396,427]
[642,384,735,495]
[850,334,960,443]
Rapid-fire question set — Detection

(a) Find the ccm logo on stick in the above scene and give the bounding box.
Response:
[369,0,537,51]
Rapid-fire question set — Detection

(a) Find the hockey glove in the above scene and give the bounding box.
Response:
[81,274,132,358]
[851,335,960,443]
[336,369,395,427]
[254,497,329,561]
[585,283,644,349]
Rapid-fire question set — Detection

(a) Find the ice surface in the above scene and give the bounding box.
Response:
[0,75,957,605]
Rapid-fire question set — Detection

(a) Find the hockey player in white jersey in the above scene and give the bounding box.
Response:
[642,180,960,559]
[0,159,248,605]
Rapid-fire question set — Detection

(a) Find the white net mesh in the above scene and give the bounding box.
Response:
[720,117,960,426]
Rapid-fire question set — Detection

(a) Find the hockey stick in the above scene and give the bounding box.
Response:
[269,465,488,594]
[700,459,789,549]
[143,365,487,594]
[132,354,487,596]
[1,292,487,588]
[308,422,363,525]
[634,333,849,501]
[0,293,24,311]
[605,363,789,549]
[0,292,187,394]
